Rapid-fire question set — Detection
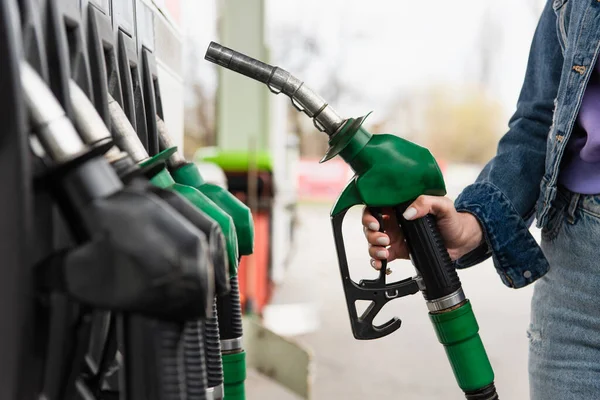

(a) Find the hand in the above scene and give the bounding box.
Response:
[362,195,484,270]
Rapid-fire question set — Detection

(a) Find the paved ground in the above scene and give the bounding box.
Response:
[248,166,538,399]
[246,369,303,399]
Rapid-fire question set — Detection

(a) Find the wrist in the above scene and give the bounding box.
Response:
[457,211,484,255]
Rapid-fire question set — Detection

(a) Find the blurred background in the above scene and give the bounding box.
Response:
[180,0,547,398]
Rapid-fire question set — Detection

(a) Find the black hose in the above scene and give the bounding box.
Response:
[157,321,186,400]
[216,276,243,344]
[204,298,223,390]
[183,320,208,400]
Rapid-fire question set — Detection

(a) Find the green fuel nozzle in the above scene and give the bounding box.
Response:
[205,42,499,400]
[106,94,240,279]
[51,76,216,399]
[156,115,255,256]
[155,91,250,400]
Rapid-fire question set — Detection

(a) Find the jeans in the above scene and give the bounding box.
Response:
[529,187,600,399]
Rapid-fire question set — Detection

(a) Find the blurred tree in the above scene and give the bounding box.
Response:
[421,86,502,165]
[412,3,507,166]
[183,81,216,159]
[476,6,503,90]
[374,94,423,143]
[181,0,219,158]
[271,18,362,159]
[270,25,328,158]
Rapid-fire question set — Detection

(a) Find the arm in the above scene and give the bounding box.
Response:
[454,0,563,288]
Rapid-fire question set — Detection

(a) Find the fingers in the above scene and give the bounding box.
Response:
[368,233,410,270]
[368,242,410,270]
[365,229,390,246]
[363,207,402,243]
[362,207,381,231]
[362,207,393,247]
[364,206,411,270]
[387,243,409,261]
[368,245,389,260]
[363,195,460,272]
[382,210,403,243]
[370,258,383,270]
[402,195,455,221]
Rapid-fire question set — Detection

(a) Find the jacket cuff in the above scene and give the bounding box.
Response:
[453,182,549,288]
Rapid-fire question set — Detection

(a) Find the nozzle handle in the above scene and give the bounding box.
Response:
[331,207,419,340]
[397,207,462,301]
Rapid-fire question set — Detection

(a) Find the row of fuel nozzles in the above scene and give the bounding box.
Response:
[19,34,253,400]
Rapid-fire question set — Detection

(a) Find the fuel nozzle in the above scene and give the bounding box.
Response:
[205,41,345,136]
[205,42,499,400]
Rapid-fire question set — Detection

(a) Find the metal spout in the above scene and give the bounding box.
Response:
[69,80,128,164]
[20,62,87,163]
[156,115,186,169]
[205,42,345,136]
[107,94,150,164]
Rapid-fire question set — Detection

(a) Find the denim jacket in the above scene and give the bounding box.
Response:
[453,0,600,288]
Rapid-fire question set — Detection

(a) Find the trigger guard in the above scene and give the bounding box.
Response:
[331,208,418,340]
[373,317,401,335]
[353,315,402,340]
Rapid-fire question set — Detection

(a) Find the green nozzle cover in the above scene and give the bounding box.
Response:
[150,167,239,276]
[429,301,494,392]
[329,117,446,215]
[222,351,246,400]
[172,163,255,256]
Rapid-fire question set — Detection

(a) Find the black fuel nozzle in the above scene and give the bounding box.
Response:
[22,60,214,321]
[147,186,231,297]
[103,91,232,400]
[103,92,231,298]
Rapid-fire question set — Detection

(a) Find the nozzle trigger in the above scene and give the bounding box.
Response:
[331,208,419,340]
[370,208,390,283]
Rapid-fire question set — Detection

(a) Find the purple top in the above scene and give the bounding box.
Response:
[559,63,600,194]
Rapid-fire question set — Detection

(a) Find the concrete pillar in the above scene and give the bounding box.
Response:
[216,0,270,153]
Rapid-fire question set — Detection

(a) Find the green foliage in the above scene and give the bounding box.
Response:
[422,85,503,165]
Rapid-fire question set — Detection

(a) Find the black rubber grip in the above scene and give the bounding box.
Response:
[204,298,224,389]
[398,209,461,300]
[183,320,208,400]
[216,275,243,341]
[465,382,499,400]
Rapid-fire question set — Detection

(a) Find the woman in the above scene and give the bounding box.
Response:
[362,1,600,398]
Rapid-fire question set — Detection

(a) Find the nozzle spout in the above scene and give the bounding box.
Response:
[205,42,345,136]
[157,115,186,169]
[107,94,150,164]
[20,62,88,163]
[69,80,128,164]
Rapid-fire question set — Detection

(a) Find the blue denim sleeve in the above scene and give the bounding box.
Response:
[452,0,562,288]
[454,182,550,288]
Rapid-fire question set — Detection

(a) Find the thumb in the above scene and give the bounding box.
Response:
[402,195,455,221]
